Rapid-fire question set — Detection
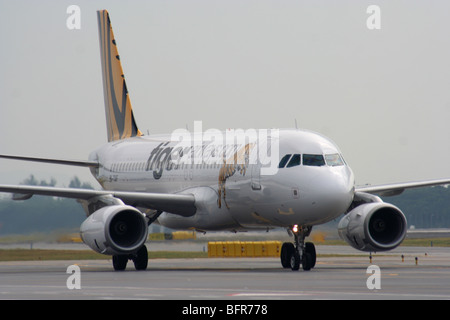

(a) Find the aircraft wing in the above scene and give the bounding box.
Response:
[0,154,99,168]
[0,184,196,217]
[0,154,196,216]
[355,178,450,197]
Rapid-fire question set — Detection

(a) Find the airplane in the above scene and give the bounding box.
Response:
[1,9,449,271]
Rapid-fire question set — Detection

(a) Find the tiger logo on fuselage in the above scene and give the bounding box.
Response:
[217,143,253,209]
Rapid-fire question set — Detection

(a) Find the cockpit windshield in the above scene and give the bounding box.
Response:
[303,154,325,167]
[286,154,301,168]
[278,153,345,168]
[324,153,345,166]
[278,154,292,168]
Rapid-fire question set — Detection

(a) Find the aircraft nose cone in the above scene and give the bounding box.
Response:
[307,167,355,211]
[312,167,353,193]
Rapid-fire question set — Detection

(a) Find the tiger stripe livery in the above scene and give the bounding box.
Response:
[97,10,142,142]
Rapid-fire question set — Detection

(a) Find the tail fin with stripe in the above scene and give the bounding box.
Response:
[97,10,142,142]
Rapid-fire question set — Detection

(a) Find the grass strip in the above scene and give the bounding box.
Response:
[0,249,209,262]
[0,237,449,262]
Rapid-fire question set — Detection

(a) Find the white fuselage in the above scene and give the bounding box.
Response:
[89,129,355,231]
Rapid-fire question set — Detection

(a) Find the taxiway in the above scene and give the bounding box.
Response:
[1,246,450,300]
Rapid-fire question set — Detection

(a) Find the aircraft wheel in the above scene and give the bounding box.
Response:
[305,242,316,268]
[302,252,313,271]
[112,254,128,271]
[133,245,148,271]
[281,242,295,268]
[290,252,300,271]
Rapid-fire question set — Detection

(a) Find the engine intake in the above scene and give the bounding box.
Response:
[338,202,407,252]
[80,205,148,255]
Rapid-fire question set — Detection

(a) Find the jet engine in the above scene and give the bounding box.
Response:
[338,202,407,252]
[80,205,148,255]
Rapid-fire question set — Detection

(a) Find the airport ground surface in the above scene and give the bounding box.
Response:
[1,242,450,300]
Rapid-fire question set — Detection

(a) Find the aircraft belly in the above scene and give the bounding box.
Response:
[157,211,240,231]
[228,183,349,228]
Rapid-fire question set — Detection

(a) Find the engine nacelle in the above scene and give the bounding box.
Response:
[338,202,407,252]
[80,205,148,255]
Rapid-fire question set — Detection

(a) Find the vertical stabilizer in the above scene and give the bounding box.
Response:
[97,10,142,142]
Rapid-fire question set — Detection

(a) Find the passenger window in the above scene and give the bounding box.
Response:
[286,154,301,168]
[278,154,292,168]
[303,154,325,167]
[325,154,344,166]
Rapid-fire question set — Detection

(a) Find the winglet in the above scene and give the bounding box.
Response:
[97,10,143,142]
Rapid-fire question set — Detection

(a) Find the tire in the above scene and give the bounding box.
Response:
[290,252,300,271]
[133,245,148,271]
[302,252,312,271]
[113,255,128,271]
[280,242,294,268]
[305,242,316,268]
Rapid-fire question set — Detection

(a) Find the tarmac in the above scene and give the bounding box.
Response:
[1,244,450,300]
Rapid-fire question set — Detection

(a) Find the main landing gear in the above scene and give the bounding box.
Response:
[280,225,316,271]
[112,244,148,271]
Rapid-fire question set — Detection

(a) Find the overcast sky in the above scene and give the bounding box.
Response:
[0,0,449,188]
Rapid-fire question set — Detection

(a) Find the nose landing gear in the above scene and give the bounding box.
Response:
[280,225,316,271]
